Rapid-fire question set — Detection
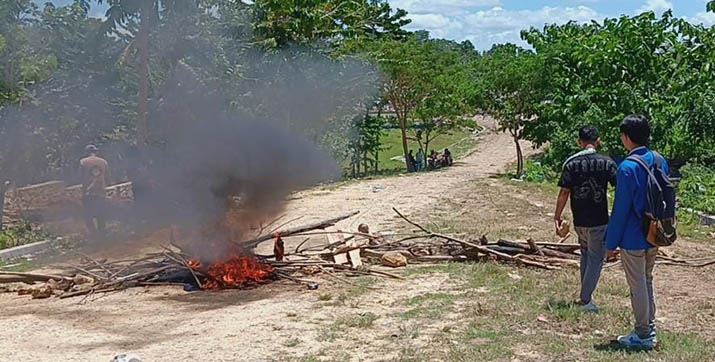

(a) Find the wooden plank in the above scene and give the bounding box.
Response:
[328,228,348,264]
[347,238,362,267]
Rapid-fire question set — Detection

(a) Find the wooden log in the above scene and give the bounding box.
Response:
[540,247,580,260]
[362,249,465,263]
[518,254,579,267]
[484,245,528,254]
[495,240,580,253]
[0,271,71,284]
[497,239,530,251]
[527,238,545,256]
[392,208,555,270]
[242,211,360,249]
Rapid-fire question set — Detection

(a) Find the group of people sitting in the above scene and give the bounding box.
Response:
[407,148,453,172]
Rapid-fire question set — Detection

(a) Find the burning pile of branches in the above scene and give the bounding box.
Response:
[0,245,279,301]
[3,208,714,301]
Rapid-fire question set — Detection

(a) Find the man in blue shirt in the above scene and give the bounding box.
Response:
[606,115,669,349]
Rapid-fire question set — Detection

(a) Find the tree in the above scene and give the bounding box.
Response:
[476,44,541,176]
[351,105,385,177]
[0,0,40,102]
[95,0,165,146]
[252,0,410,50]
[520,8,715,166]
[0,1,124,185]
[411,40,476,165]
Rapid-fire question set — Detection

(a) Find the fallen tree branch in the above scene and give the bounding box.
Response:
[392,208,556,270]
[0,271,71,284]
[242,211,360,249]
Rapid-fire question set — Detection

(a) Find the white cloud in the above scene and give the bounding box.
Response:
[688,11,715,27]
[391,0,501,16]
[408,13,464,38]
[399,4,606,51]
[636,0,674,15]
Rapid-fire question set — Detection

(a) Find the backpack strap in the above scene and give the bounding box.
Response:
[651,151,665,171]
[625,154,663,190]
[625,154,654,177]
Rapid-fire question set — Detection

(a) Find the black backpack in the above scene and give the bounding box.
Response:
[626,152,677,247]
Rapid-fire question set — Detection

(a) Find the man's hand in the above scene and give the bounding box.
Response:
[607,250,620,261]
[554,218,562,233]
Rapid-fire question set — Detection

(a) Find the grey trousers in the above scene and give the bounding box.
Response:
[575,225,607,304]
[621,248,658,338]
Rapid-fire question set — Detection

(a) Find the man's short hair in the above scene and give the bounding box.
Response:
[578,125,600,143]
[85,144,98,153]
[619,114,651,146]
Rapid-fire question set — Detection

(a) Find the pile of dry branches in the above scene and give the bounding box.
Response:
[2,208,713,301]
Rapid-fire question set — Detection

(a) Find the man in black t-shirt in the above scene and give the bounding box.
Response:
[554,126,617,312]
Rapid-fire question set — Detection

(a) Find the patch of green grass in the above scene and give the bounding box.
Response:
[402,292,456,320]
[317,312,379,342]
[464,322,503,341]
[402,263,464,277]
[337,312,378,328]
[677,211,715,243]
[316,326,338,343]
[376,128,475,171]
[296,356,320,362]
[330,277,377,307]
[318,293,333,301]
[284,338,302,348]
[394,344,430,362]
[0,258,33,272]
[0,221,52,250]
[396,324,420,340]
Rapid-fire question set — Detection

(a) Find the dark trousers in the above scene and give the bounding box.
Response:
[82,196,106,235]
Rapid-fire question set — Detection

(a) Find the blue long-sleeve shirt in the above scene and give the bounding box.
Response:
[606,147,670,251]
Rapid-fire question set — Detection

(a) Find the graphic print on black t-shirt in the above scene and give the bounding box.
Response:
[558,152,618,228]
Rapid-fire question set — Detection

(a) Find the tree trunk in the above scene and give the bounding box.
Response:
[423,129,433,165]
[5,60,14,91]
[514,132,524,177]
[399,116,410,171]
[0,182,6,230]
[375,103,382,174]
[136,2,153,146]
[374,148,379,174]
[363,150,369,177]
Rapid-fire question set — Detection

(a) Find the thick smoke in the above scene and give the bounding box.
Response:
[142,62,349,231]
[1,48,379,257]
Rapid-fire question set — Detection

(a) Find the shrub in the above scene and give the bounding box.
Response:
[678,164,715,215]
[0,221,51,250]
[522,160,557,183]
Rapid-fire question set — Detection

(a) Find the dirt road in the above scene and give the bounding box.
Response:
[267,121,532,246]
[0,125,533,362]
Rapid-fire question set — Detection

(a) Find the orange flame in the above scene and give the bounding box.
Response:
[190,256,275,290]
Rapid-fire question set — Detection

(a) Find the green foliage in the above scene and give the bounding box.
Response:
[362,33,479,170]
[522,160,557,184]
[520,9,715,165]
[1,0,402,185]
[0,221,51,250]
[251,0,410,51]
[374,128,473,172]
[474,43,543,175]
[679,164,715,215]
[350,111,386,177]
[0,1,125,184]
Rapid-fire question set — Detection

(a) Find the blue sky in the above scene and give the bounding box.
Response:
[47,0,715,50]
